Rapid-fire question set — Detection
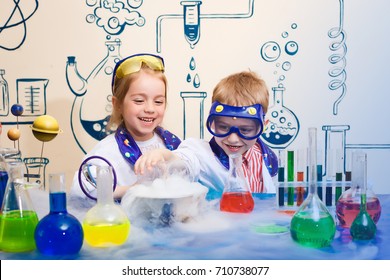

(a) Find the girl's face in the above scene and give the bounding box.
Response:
[213,116,257,155]
[115,70,166,141]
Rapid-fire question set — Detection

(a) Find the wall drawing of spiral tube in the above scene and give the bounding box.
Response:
[328,0,347,115]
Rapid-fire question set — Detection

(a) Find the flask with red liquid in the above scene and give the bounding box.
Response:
[336,150,381,228]
[220,153,254,213]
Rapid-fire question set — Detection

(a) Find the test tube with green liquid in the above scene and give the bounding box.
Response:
[287,150,294,206]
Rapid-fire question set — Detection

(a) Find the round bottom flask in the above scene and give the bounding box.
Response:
[34,173,83,255]
[290,128,336,248]
[82,165,130,247]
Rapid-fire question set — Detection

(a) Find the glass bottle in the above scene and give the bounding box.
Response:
[0,69,9,116]
[0,161,39,252]
[82,165,130,247]
[34,173,84,255]
[349,152,376,240]
[261,85,299,148]
[290,127,336,248]
[336,151,381,228]
[220,153,254,213]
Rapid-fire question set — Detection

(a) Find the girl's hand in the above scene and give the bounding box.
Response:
[134,148,175,175]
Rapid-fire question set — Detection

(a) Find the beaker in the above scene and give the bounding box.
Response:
[34,173,84,255]
[220,153,254,213]
[336,150,381,228]
[0,161,39,252]
[290,128,336,248]
[82,165,130,247]
[261,85,299,148]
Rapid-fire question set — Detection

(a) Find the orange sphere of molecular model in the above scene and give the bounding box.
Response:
[7,127,21,141]
[30,115,62,142]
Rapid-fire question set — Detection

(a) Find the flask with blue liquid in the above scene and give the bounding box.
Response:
[34,173,83,255]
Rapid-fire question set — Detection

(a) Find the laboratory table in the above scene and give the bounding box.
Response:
[1,194,389,260]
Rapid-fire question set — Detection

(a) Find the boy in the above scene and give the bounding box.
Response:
[135,71,278,199]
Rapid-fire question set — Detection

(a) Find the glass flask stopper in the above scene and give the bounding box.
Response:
[336,150,381,228]
[349,152,377,240]
[0,161,39,252]
[290,127,336,248]
[220,153,254,213]
[82,165,130,247]
[34,173,84,255]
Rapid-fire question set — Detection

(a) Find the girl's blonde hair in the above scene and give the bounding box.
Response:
[107,63,168,131]
[212,71,269,113]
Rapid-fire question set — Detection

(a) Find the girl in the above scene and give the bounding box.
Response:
[69,54,180,206]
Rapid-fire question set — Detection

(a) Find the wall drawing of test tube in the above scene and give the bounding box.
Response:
[180,91,207,140]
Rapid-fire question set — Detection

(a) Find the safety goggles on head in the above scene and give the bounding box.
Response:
[206,101,265,140]
[111,53,165,87]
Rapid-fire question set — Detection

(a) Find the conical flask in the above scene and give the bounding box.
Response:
[336,150,381,228]
[82,165,130,247]
[0,161,39,252]
[290,127,336,248]
[220,153,254,213]
[34,173,84,255]
[349,152,376,240]
[0,148,21,208]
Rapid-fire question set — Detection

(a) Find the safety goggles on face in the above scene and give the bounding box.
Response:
[206,102,265,140]
[111,53,165,87]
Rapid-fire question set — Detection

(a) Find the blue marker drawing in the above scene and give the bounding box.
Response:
[328,0,347,115]
[156,0,254,52]
[260,24,300,149]
[85,0,145,34]
[0,0,39,51]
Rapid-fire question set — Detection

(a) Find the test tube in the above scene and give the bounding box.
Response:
[287,150,294,206]
[317,148,323,200]
[335,149,343,204]
[345,149,352,190]
[296,149,305,206]
[325,149,334,206]
[277,150,285,206]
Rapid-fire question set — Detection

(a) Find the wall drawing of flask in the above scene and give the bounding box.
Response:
[0,69,9,116]
[181,1,202,49]
[66,39,122,153]
[261,85,299,148]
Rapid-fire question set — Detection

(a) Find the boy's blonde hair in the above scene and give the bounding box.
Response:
[107,63,168,130]
[212,71,269,113]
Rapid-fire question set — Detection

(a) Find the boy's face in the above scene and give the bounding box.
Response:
[212,116,258,155]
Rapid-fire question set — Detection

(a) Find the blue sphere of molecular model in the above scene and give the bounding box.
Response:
[11,104,24,116]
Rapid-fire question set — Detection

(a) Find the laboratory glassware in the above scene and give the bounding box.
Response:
[349,152,376,240]
[290,128,336,248]
[82,165,130,247]
[0,161,39,252]
[0,148,21,207]
[336,151,381,228]
[277,150,285,206]
[287,150,294,206]
[34,173,83,255]
[220,153,254,213]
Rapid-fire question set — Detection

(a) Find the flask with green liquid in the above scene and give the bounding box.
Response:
[290,128,336,248]
[0,161,39,252]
